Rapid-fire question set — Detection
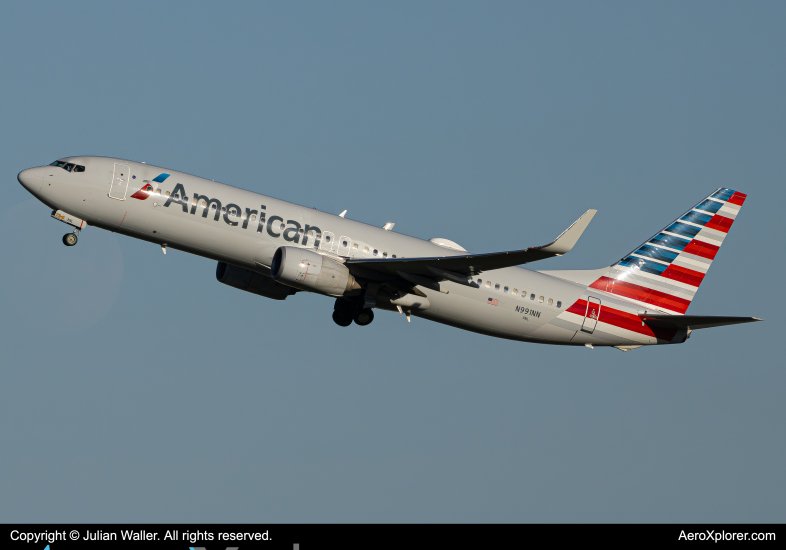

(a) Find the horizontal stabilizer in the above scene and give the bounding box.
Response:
[346,209,596,277]
[639,314,762,330]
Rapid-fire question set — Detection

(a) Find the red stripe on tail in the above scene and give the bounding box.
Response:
[661,264,705,287]
[590,277,691,314]
[567,299,678,341]
[705,214,733,233]
[682,239,720,260]
[727,192,747,206]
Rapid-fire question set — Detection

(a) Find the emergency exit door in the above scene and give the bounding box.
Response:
[109,163,131,200]
[337,236,351,256]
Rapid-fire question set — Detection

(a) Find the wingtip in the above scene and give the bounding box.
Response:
[541,208,597,255]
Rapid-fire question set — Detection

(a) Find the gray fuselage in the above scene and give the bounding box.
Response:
[18,156,682,348]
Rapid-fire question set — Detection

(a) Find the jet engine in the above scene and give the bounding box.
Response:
[271,246,359,296]
[216,262,296,300]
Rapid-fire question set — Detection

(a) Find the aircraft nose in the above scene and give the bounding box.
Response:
[17,167,44,193]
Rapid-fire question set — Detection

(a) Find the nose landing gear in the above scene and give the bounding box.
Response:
[52,210,85,247]
[62,230,78,246]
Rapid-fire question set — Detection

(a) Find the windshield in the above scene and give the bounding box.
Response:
[50,160,85,172]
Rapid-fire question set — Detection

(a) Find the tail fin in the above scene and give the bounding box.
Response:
[588,188,747,314]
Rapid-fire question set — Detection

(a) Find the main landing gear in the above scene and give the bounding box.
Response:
[333,298,375,327]
[354,308,374,326]
[332,310,353,327]
[62,231,78,246]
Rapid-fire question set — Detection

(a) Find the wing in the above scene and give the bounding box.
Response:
[640,314,763,330]
[346,209,597,282]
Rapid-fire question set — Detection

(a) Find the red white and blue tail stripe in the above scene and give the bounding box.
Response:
[589,188,746,314]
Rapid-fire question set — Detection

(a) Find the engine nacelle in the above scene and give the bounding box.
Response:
[216,262,296,300]
[271,246,359,296]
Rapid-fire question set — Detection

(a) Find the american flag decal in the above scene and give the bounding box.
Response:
[487,297,499,306]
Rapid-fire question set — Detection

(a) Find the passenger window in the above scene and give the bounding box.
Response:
[512,289,518,296]
[494,283,500,290]
[165,191,171,197]
[282,223,287,231]
[530,294,535,300]
[250,214,256,221]
[201,200,208,207]
[504,286,509,293]
[211,203,217,210]
[485,281,491,288]
[221,207,227,213]
[191,198,197,206]
[539,296,544,303]
[352,243,359,250]
[373,249,378,256]
[548,298,553,306]
[557,301,562,308]
[364,246,369,253]
[299,228,304,235]
[325,235,331,242]
[477,278,482,285]
[383,252,388,258]
[392,254,396,258]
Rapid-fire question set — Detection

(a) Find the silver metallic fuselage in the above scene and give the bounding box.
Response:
[17,156,682,347]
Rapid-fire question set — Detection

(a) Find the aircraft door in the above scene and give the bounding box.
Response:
[581,296,601,333]
[337,235,351,256]
[320,231,335,253]
[109,163,131,200]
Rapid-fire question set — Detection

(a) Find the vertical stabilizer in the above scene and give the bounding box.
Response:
[588,188,747,314]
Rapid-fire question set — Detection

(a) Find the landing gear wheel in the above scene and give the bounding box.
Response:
[332,311,353,327]
[354,308,374,326]
[62,233,78,246]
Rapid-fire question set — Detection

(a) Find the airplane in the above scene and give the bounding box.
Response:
[17,156,760,351]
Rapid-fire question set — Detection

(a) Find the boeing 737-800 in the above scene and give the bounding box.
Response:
[17,157,760,350]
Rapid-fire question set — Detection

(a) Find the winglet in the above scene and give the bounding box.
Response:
[540,209,596,255]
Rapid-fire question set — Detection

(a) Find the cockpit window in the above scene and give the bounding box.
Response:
[49,160,85,172]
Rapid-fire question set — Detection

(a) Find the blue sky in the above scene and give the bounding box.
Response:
[1,1,784,521]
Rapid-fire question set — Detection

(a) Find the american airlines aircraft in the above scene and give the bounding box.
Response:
[17,156,760,350]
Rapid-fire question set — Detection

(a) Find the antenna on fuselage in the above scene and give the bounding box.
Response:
[339,210,347,218]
